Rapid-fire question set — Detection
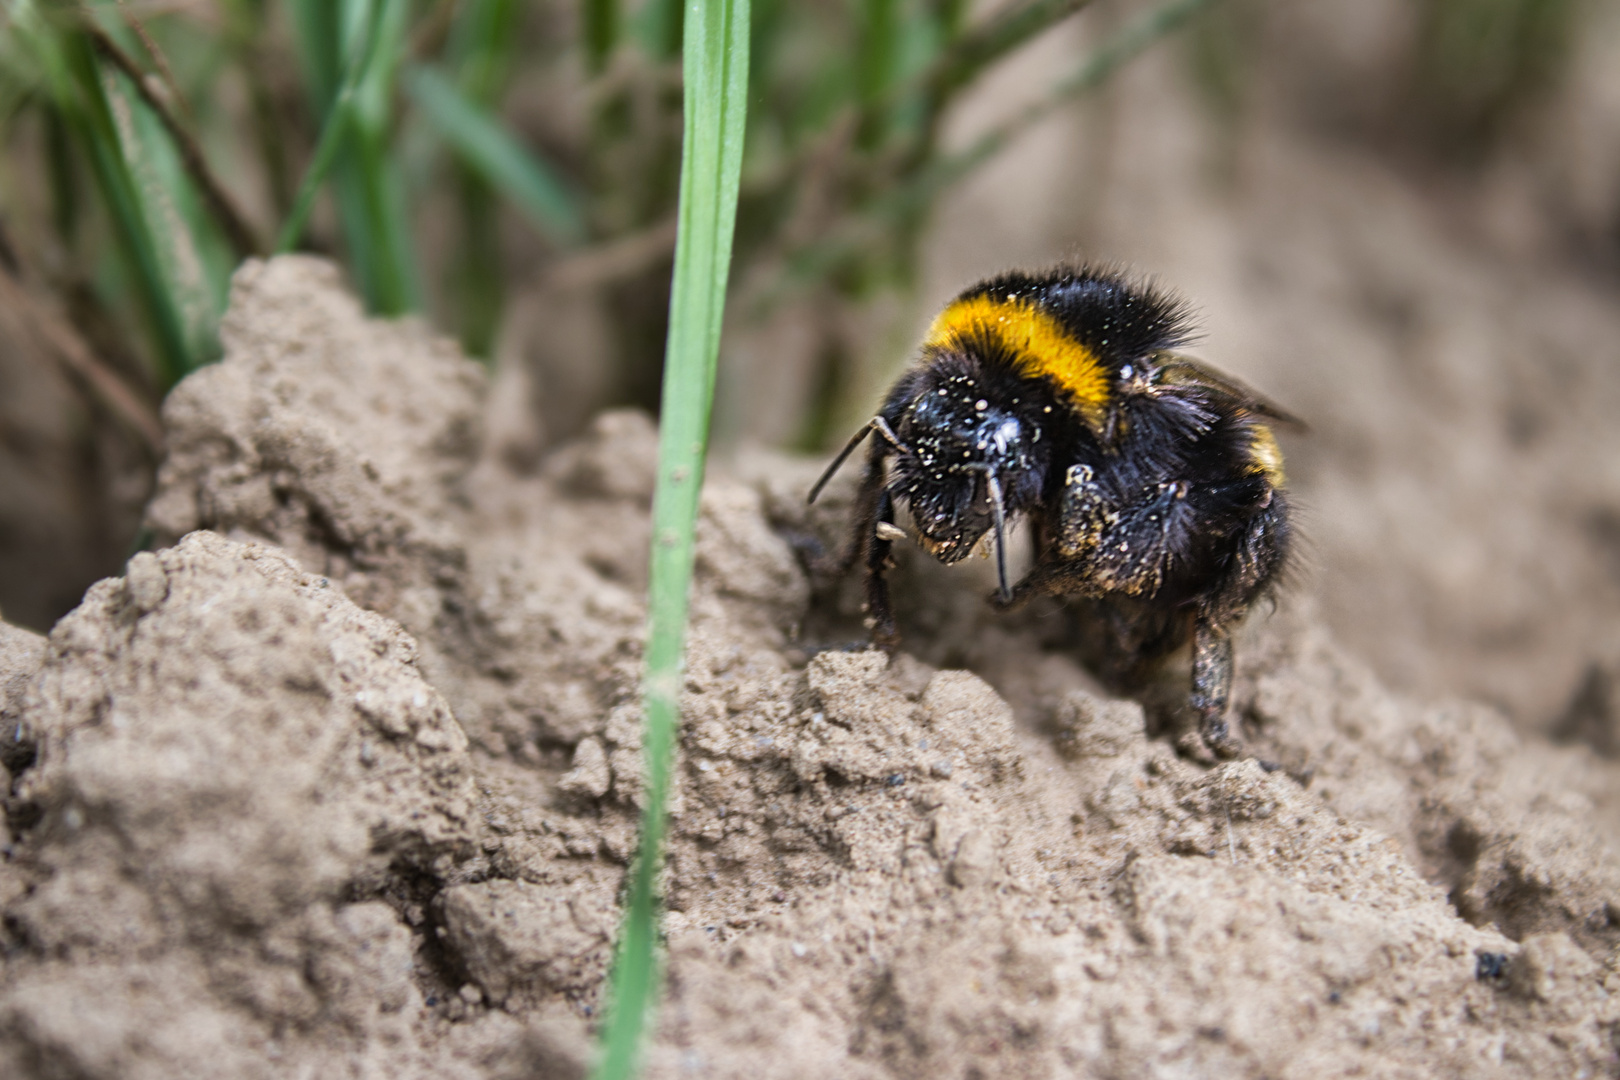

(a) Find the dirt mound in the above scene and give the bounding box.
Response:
[4,258,1619,1078]
[0,531,489,1078]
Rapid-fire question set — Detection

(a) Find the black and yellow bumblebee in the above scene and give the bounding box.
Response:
[809,266,1300,756]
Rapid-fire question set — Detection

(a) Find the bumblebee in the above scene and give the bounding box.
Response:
[808,266,1299,756]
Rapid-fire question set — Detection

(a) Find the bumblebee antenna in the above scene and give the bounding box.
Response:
[984,470,1012,604]
[808,421,875,504]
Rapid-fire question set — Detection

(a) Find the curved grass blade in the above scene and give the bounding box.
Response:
[112,58,228,368]
[275,0,386,255]
[281,0,422,316]
[590,0,751,1075]
[87,26,264,259]
[403,64,585,244]
[52,30,194,386]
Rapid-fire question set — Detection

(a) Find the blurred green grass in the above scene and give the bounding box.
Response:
[2,0,1584,419]
[1413,0,1586,156]
[0,0,1231,407]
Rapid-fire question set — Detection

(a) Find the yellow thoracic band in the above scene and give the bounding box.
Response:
[923,295,1110,433]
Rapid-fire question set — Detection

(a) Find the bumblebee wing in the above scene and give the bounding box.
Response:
[1154,352,1308,431]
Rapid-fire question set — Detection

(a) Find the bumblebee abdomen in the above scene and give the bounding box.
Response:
[1247,424,1286,487]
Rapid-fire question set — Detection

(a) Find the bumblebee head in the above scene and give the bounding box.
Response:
[806,351,1054,600]
[890,382,1047,567]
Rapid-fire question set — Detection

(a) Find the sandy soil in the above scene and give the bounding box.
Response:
[2,256,1620,1078]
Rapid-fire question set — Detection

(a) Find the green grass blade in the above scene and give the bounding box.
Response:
[448,165,501,359]
[438,0,525,360]
[591,0,750,1074]
[117,68,226,367]
[54,31,194,385]
[583,0,619,72]
[280,0,418,314]
[287,0,342,106]
[85,22,264,260]
[445,0,522,97]
[343,0,419,314]
[345,125,420,314]
[8,7,196,384]
[403,64,585,243]
[763,0,1219,306]
[930,0,1095,98]
[43,105,81,243]
[630,0,683,59]
[324,0,417,312]
[857,0,900,106]
[275,0,383,254]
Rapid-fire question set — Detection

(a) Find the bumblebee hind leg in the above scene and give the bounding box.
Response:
[1191,619,1240,758]
[1190,493,1291,758]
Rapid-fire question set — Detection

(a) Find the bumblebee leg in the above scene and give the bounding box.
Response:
[864,488,900,648]
[836,437,886,567]
[1053,463,1107,560]
[845,440,900,648]
[995,465,1107,610]
[1191,618,1241,758]
[1204,490,1291,629]
[996,558,1092,610]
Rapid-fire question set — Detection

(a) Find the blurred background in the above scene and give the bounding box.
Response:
[1,0,1618,737]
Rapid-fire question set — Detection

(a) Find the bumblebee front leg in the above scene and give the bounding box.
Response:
[863,489,901,648]
[1052,463,1108,560]
[1191,618,1241,758]
[847,443,901,648]
[994,464,1107,611]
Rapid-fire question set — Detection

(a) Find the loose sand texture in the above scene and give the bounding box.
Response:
[4,257,1620,1078]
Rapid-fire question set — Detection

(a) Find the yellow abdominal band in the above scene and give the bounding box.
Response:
[1248,424,1286,487]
